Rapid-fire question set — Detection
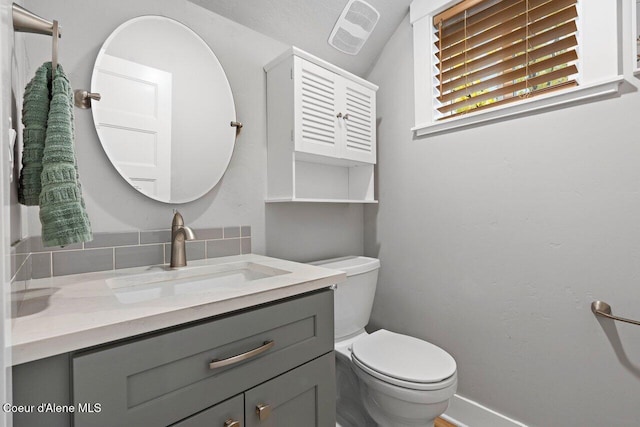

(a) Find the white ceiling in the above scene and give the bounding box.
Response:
[187,0,412,77]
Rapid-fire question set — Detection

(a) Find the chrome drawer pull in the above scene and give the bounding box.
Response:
[256,403,271,421]
[209,340,275,369]
[224,419,241,427]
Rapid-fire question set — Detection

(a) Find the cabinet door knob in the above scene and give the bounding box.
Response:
[343,113,350,120]
[256,403,271,421]
[224,419,241,427]
[336,112,343,118]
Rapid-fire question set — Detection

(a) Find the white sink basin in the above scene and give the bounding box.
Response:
[107,261,290,304]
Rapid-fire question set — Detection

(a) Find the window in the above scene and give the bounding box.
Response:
[411,0,622,135]
[434,0,579,120]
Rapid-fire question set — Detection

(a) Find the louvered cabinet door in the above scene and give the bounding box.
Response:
[293,57,340,158]
[340,80,376,164]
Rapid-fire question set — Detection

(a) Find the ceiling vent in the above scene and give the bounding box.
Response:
[328,0,380,55]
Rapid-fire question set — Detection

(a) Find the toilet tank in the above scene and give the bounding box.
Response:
[310,256,380,341]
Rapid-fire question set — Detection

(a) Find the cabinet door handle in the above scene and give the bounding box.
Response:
[336,112,343,118]
[343,113,350,120]
[209,340,275,369]
[256,403,271,421]
[224,419,241,427]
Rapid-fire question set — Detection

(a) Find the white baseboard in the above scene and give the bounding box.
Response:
[442,394,528,427]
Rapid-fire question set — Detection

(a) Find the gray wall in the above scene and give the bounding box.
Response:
[266,203,363,262]
[15,0,363,260]
[365,13,640,427]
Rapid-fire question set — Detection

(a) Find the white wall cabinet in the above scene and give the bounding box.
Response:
[265,47,378,203]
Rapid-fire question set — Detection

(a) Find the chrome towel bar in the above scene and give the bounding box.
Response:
[12,4,61,79]
[12,3,61,37]
[591,301,640,326]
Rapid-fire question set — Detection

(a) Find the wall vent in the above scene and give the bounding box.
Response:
[328,0,380,55]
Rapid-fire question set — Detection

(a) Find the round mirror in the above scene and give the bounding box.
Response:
[91,16,236,203]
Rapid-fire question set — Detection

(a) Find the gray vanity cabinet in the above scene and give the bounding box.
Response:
[13,290,335,427]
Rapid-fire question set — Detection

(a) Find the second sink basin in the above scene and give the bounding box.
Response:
[107,261,290,304]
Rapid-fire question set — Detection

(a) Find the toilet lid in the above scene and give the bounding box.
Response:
[351,329,456,383]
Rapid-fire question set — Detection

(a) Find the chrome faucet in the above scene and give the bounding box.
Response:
[170,211,196,268]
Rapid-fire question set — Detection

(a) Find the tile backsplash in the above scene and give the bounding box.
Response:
[11,226,252,282]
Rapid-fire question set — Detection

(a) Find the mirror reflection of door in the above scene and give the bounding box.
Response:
[93,53,172,200]
[90,16,237,203]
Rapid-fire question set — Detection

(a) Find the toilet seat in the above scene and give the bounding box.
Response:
[351,329,457,391]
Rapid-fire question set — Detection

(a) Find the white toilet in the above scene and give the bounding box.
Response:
[311,256,457,427]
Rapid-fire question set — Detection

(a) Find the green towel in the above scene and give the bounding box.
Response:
[19,62,92,247]
[18,64,49,205]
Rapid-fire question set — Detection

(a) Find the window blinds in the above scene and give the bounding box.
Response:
[433,0,579,119]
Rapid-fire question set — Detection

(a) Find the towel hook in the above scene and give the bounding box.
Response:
[51,20,58,79]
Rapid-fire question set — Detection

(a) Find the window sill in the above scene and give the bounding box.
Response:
[412,76,624,137]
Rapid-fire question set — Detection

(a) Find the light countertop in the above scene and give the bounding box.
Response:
[11,254,346,366]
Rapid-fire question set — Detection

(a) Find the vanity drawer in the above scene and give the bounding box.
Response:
[72,290,333,427]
